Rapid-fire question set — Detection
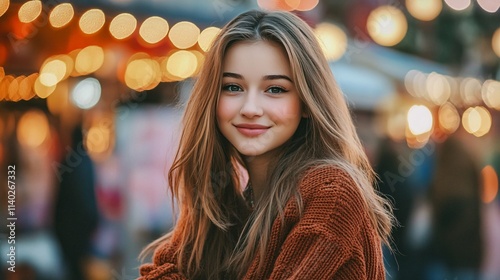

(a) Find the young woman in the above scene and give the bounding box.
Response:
[139,10,393,280]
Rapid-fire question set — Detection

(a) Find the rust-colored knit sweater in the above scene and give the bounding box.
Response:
[139,166,385,279]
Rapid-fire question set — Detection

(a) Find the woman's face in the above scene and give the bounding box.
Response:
[216,40,304,158]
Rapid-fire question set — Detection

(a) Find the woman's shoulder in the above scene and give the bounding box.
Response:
[297,165,366,212]
[295,165,372,238]
[299,165,357,193]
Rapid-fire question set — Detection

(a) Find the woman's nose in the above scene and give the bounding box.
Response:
[239,91,263,118]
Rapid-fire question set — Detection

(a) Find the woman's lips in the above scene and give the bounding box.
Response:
[234,124,270,137]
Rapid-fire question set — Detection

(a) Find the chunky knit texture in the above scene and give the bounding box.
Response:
[139,166,385,279]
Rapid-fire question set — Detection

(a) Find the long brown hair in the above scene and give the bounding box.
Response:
[141,10,393,279]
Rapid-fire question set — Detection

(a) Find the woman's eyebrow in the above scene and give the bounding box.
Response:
[222,72,242,79]
[263,74,293,83]
[223,72,293,83]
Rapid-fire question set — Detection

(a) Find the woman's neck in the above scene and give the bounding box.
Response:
[244,154,275,203]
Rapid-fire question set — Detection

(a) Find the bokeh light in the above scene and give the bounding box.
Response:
[460,77,482,105]
[21,73,37,100]
[124,57,161,91]
[18,0,42,23]
[79,9,105,34]
[0,75,13,101]
[40,55,74,87]
[257,0,285,10]
[438,102,460,134]
[19,74,33,100]
[166,50,198,79]
[47,80,69,116]
[159,56,181,82]
[482,79,500,110]
[169,21,200,49]
[109,13,137,40]
[296,0,319,11]
[462,106,491,137]
[407,105,433,135]
[406,0,442,21]
[257,0,319,11]
[426,72,451,105]
[50,54,74,80]
[481,165,499,203]
[367,5,408,47]
[190,50,205,76]
[8,76,22,101]
[71,78,101,109]
[444,0,471,11]
[86,123,113,159]
[198,27,220,52]
[477,0,500,13]
[49,3,74,28]
[139,16,169,44]
[387,111,407,141]
[34,75,56,98]
[314,22,347,61]
[75,45,104,75]
[40,59,66,87]
[17,110,50,148]
[405,70,427,98]
[492,28,500,58]
[0,0,10,18]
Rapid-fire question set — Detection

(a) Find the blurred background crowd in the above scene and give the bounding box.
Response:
[0,0,500,279]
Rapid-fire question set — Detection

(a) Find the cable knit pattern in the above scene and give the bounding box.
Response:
[138,166,385,279]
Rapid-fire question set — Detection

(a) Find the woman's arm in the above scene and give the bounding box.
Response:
[138,238,188,280]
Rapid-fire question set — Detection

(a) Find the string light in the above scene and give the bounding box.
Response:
[139,16,169,44]
[367,6,408,47]
[49,3,74,28]
[406,0,442,21]
[0,0,9,18]
[18,0,42,23]
[109,13,137,40]
[79,9,105,34]
[169,21,200,49]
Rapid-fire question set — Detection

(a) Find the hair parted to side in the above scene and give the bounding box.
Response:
[140,10,393,280]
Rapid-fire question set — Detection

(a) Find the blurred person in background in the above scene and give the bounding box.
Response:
[138,10,394,280]
[53,125,99,280]
[427,131,483,280]
[375,138,435,280]
[481,141,500,280]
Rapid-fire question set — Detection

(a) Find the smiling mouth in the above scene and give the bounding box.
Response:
[234,125,270,137]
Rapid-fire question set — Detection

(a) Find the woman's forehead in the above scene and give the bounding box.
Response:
[222,41,292,79]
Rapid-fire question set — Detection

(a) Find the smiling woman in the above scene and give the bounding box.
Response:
[139,10,394,280]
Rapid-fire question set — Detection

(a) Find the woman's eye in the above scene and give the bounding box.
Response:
[267,86,287,94]
[222,84,242,92]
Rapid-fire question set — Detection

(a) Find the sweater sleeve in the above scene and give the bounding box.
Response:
[267,168,382,280]
[138,238,188,280]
